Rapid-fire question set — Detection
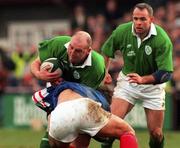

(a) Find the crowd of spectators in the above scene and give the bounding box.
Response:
[0,0,179,127]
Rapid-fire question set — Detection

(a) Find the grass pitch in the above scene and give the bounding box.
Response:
[0,128,180,148]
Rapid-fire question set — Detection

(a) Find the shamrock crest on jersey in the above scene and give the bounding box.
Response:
[145,45,152,55]
[73,70,80,79]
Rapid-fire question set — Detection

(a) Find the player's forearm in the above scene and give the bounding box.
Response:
[30,57,41,79]
[102,55,113,84]
[128,70,172,85]
[104,56,111,73]
[140,71,172,84]
[127,73,156,84]
[141,75,156,84]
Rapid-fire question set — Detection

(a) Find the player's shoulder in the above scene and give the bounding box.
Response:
[155,24,169,37]
[154,24,172,43]
[38,36,70,61]
[116,22,132,31]
[39,35,71,47]
[114,22,132,36]
[49,36,71,44]
[91,50,105,69]
[91,50,104,61]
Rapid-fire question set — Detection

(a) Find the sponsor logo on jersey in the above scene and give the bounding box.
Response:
[127,50,136,56]
[73,70,80,79]
[62,60,68,63]
[127,44,132,48]
[145,45,152,55]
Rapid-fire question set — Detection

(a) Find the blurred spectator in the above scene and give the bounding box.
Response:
[104,0,120,30]
[86,14,110,52]
[21,45,43,91]
[10,43,42,91]
[86,15,96,35]
[92,14,110,51]
[154,6,166,27]
[70,4,87,34]
[0,47,15,126]
[172,51,180,129]
[171,27,180,51]
[145,0,167,7]
[118,11,132,24]
[11,44,27,83]
[166,1,177,29]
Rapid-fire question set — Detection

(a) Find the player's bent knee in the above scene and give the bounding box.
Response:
[48,135,59,148]
[104,114,135,138]
[115,115,135,136]
[48,135,70,148]
[150,128,163,140]
[124,122,135,135]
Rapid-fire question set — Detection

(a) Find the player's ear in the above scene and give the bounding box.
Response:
[150,16,154,22]
[87,46,92,53]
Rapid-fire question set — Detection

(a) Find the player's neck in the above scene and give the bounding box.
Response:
[138,32,148,40]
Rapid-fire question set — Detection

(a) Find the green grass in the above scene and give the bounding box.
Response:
[90,130,180,148]
[0,128,42,148]
[0,128,180,148]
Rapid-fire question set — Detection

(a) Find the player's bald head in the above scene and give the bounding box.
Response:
[68,31,92,65]
[72,31,92,48]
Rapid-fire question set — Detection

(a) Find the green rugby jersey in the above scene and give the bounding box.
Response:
[38,36,105,89]
[102,22,173,76]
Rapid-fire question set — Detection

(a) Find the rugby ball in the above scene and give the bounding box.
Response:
[40,58,63,76]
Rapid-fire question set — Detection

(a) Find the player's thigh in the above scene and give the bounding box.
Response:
[48,134,70,148]
[96,114,135,138]
[145,108,164,131]
[71,134,91,148]
[110,97,134,119]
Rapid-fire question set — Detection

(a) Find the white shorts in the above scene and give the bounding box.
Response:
[49,98,111,143]
[113,72,166,110]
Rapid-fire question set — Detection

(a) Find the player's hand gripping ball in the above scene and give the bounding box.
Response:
[40,58,63,76]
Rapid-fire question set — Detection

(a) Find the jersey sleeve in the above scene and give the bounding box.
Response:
[101,28,121,58]
[155,29,173,72]
[91,51,106,88]
[38,36,71,62]
[38,39,51,62]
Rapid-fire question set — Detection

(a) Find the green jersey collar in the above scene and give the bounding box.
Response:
[71,51,92,68]
[64,42,70,48]
[64,42,92,68]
